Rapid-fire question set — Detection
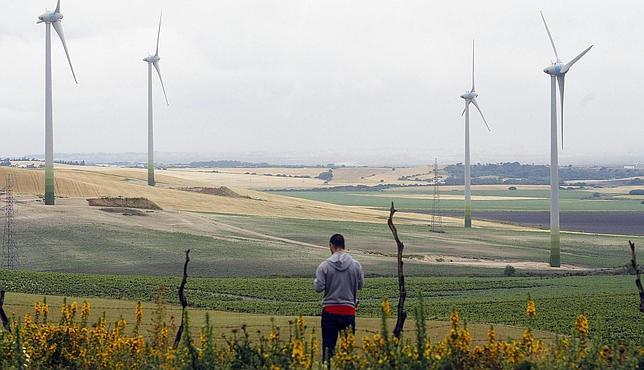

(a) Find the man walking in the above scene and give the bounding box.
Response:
[314,234,364,361]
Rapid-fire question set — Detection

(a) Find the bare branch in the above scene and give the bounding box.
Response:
[0,291,11,333]
[174,249,191,348]
[387,202,407,338]
[629,241,644,313]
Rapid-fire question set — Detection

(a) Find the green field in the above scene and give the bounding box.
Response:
[273,188,644,212]
[0,270,641,343]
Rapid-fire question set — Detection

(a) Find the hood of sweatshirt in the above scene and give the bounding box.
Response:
[326,251,355,272]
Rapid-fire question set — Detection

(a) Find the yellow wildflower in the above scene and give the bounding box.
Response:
[134,301,143,324]
[487,325,496,344]
[381,299,392,317]
[450,308,460,330]
[526,296,536,319]
[575,314,589,337]
[297,315,305,333]
[291,339,305,360]
[561,336,570,350]
[81,301,90,321]
[117,318,127,332]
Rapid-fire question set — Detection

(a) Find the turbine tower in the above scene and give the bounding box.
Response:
[143,13,169,186]
[459,40,490,228]
[37,0,78,205]
[540,11,592,267]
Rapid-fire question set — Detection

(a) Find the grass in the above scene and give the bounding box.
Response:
[207,214,642,269]
[15,223,331,277]
[0,271,641,343]
[2,292,552,346]
[14,216,642,281]
[13,213,642,280]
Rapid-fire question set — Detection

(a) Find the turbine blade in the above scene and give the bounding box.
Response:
[461,104,467,117]
[561,45,593,73]
[155,12,163,56]
[556,75,565,148]
[52,21,78,84]
[540,11,560,62]
[471,98,490,131]
[153,61,169,105]
[471,40,475,91]
[55,0,60,13]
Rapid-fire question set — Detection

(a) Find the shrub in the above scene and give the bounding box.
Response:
[316,170,333,182]
[0,297,641,369]
[504,265,516,276]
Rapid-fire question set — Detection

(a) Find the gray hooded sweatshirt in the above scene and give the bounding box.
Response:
[314,251,364,308]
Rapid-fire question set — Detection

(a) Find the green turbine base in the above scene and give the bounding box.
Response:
[550,229,560,267]
[44,169,55,205]
[148,165,155,186]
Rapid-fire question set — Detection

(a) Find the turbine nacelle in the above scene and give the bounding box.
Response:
[460,91,478,100]
[143,55,160,63]
[37,11,63,24]
[543,63,565,76]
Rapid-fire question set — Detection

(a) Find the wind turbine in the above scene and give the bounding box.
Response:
[460,40,490,228]
[143,13,169,186]
[37,0,78,205]
[540,11,592,267]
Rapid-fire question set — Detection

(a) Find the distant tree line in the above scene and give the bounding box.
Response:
[166,160,345,169]
[443,162,644,185]
[54,160,86,166]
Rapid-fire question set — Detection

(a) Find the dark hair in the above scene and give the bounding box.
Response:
[329,234,345,248]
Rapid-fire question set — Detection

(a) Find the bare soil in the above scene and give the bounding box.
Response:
[177,186,252,199]
[87,197,162,210]
[98,207,148,216]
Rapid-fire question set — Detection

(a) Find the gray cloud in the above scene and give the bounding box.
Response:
[1,0,642,165]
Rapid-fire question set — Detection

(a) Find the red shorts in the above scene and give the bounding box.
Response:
[323,305,356,316]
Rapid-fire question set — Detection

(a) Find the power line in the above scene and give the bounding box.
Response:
[2,173,18,269]
[430,158,444,233]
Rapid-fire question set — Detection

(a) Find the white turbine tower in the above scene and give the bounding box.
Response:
[37,0,78,205]
[540,11,592,267]
[460,41,490,228]
[143,13,169,186]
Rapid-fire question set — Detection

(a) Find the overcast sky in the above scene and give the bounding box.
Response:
[1,0,642,165]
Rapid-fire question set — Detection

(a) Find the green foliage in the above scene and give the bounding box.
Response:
[504,265,516,277]
[316,169,334,182]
